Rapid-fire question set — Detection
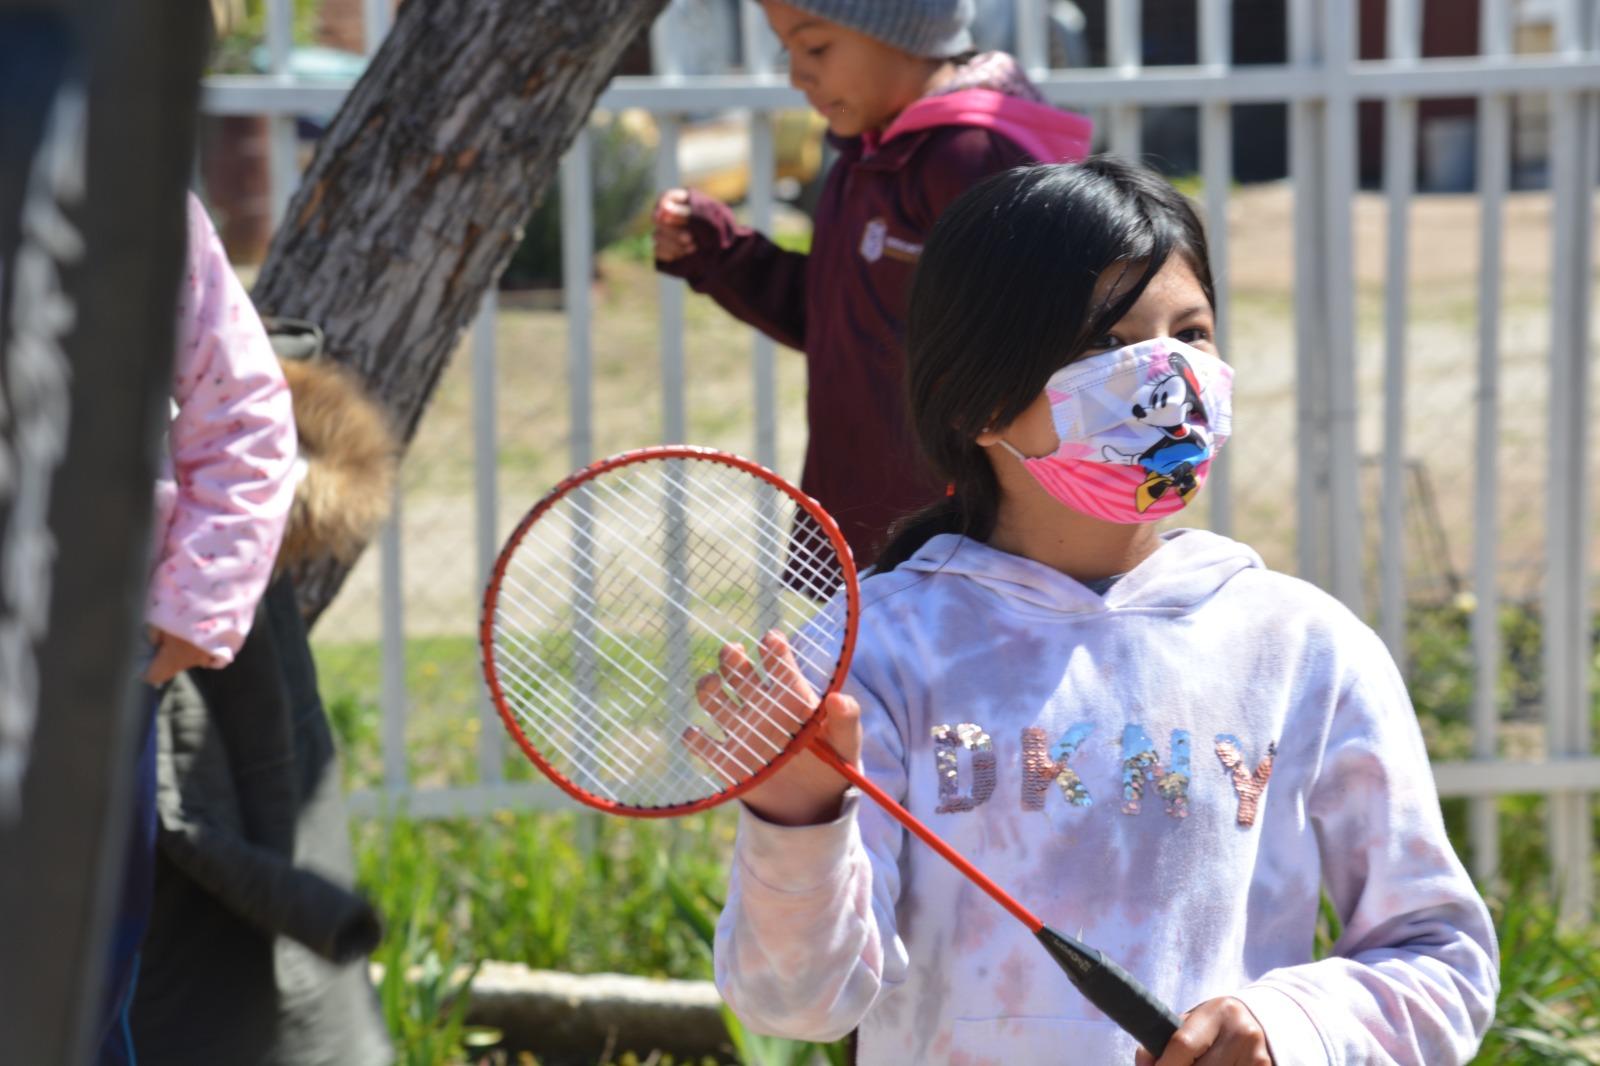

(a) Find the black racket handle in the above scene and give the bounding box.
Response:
[1036,925,1181,1057]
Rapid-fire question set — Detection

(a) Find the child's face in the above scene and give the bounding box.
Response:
[762,0,937,137]
[1079,257,1217,360]
[985,256,1217,459]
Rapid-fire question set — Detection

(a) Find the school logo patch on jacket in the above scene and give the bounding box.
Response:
[859,217,922,264]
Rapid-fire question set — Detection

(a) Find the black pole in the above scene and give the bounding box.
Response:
[0,0,209,1060]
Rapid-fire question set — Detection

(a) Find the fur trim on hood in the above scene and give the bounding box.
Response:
[275,358,398,574]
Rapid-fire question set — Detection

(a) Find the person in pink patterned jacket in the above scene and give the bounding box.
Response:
[99,192,296,1066]
[141,194,298,684]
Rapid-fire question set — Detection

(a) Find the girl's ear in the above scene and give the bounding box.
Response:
[972,404,1010,447]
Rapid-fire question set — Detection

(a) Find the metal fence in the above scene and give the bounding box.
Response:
[201,0,1600,918]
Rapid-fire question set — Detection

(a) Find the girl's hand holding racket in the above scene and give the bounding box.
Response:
[1134,997,1273,1066]
[687,634,862,827]
[653,189,696,262]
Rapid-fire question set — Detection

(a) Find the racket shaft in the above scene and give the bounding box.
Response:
[806,738,1178,1057]
[806,738,1043,932]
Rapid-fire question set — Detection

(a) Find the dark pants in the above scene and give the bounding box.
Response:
[98,686,159,1066]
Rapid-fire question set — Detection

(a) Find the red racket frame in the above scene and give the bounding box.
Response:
[480,445,863,819]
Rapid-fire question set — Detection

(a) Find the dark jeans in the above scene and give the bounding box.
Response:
[98,685,159,1066]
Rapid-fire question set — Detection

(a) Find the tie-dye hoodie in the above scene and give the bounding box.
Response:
[715,530,1498,1065]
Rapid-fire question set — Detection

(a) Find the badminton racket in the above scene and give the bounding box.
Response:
[480,445,1180,1056]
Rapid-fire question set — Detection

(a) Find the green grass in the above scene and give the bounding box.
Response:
[357,810,735,979]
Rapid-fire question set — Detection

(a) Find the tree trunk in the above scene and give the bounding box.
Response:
[251,0,668,625]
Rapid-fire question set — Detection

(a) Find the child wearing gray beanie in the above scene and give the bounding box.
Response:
[654,0,1092,574]
[780,0,975,58]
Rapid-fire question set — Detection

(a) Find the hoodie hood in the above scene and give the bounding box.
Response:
[878,51,1093,162]
[889,528,1264,616]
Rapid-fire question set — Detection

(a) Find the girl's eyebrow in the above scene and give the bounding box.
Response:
[1173,305,1211,321]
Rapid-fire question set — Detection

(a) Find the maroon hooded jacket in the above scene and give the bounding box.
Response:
[659,55,1092,568]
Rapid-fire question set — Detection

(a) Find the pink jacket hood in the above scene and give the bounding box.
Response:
[881,88,1094,164]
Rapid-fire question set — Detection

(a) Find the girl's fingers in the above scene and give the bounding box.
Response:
[757,632,817,730]
[756,631,810,697]
[1146,1012,1213,1066]
[681,725,745,785]
[718,641,761,704]
[695,671,739,728]
[818,691,863,764]
[1142,998,1269,1066]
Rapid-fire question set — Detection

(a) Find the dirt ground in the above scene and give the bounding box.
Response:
[311,182,1600,645]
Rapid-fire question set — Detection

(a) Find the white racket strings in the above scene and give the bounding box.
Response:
[490,457,849,810]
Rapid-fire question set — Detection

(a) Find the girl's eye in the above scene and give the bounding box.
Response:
[1085,334,1119,351]
[1176,327,1212,345]
[806,44,829,58]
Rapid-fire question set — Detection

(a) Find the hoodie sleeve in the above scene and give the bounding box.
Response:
[655,189,808,352]
[146,195,297,666]
[713,664,911,1041]
[1232,625,1499,1066]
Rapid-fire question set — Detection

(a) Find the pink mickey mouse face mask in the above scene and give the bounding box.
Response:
[996,337,1234,524]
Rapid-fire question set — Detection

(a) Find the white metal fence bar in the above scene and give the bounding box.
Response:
[1434,757,1600,797]
[744,2,780,471]
[1289,0,1330,588]
[1014,0,1047,76]
[1544,0,1597,923]
[473,291,503,783]
[265,0,297,227]
[1321,0,1363,613]
[1470,0,1512,889]
[562,129,595,469]
[363,0,390,55]
[1378,0,1420,664]
[1107,0,1142,156]
[200,57,1600,117]
[342,755,1600,818]
[1198,0,1232,538]
[379,498,407,795]
[656,115,687,445]
[652,6,688,447]
[557,128,601,830]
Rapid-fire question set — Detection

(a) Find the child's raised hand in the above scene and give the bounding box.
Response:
[1133,997,1273,1066]
[684,631,861,827]
[653,188,696,262]
[143,626,214,686]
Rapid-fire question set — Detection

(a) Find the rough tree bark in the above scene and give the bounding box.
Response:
[250,0,668,625]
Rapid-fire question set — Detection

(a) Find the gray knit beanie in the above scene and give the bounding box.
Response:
[783,0,975,58]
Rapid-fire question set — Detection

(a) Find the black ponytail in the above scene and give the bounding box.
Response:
[874,156,1216,573]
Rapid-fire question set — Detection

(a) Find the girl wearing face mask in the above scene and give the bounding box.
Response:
[654,0,1092,577]
[700,160,1499,1066]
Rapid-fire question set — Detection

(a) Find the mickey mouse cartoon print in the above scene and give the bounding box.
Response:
[995,337,1234,525]
[1102,353,1214,513]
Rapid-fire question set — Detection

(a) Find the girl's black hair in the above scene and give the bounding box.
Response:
[874,156,1216,573]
